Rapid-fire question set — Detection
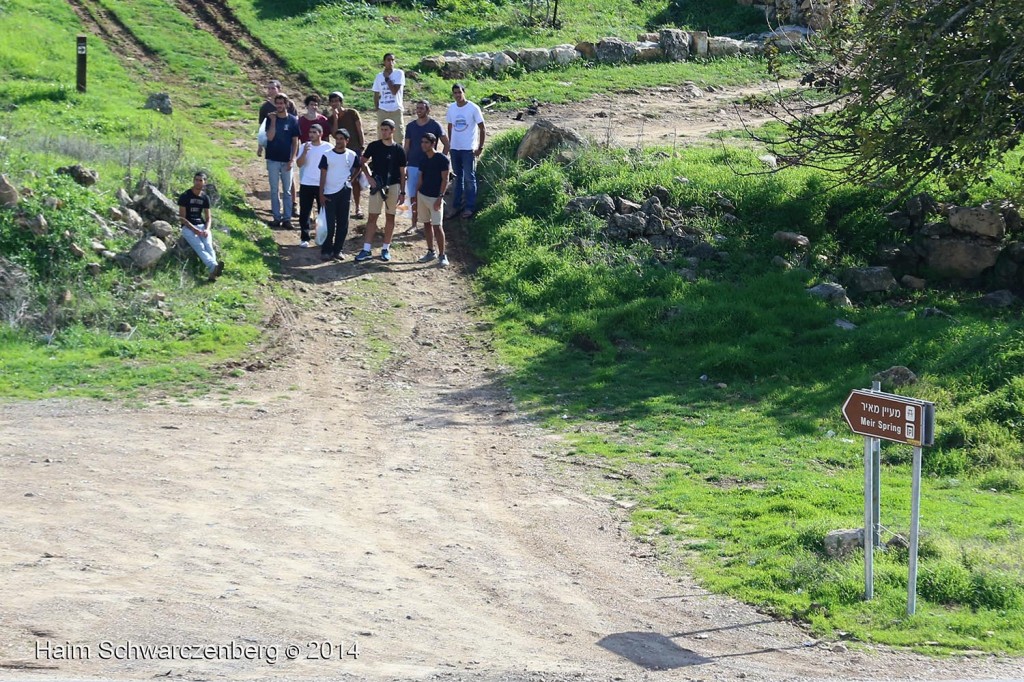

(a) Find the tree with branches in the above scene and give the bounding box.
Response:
[762,0,1024,195]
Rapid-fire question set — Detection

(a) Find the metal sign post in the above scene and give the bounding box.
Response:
[77,35,87,93]
[842,387,935,612]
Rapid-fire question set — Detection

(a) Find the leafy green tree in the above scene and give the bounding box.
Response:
[768,0,1024,194]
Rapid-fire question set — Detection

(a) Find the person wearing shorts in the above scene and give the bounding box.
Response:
[356,119,407,263]
[414,133,451,267]
[403,99,448,230]
[372,53,405,144]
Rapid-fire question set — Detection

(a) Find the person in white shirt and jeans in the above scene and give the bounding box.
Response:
[445,83,485,220]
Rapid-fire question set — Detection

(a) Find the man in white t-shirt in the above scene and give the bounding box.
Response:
[372,53,406,144]
[445,83,485,220]
[318,128,361,261]
[295,124,332,247]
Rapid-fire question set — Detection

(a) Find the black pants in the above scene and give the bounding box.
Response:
[322,187,351,257]
[298,184,321,242]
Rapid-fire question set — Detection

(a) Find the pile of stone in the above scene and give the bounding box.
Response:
[740,0,857,31]
[419,26,813,79]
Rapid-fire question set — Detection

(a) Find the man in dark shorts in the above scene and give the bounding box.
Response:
[414,133,451,267]
[356,119,407,263]
[177,172,223,281]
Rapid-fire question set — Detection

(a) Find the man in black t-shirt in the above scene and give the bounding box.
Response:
[414,133,451,267]
[177,172,223,281]
[356,119,407,262]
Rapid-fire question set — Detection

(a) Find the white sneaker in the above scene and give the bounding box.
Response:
[299,241,310,248]
[438,253,449,267]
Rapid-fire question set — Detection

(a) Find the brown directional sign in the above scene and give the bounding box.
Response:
[842,389,935,446]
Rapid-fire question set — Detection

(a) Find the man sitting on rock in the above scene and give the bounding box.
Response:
[178,172,223,281]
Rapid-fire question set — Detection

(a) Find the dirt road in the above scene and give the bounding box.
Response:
[1,82,1021,682]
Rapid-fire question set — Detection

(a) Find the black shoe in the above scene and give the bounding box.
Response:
[282,219,293,229]
[270,219,282,228]
[208,261,224,281]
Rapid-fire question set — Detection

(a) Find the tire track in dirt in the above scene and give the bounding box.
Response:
[64,0,162,74]
[169,0,311,96]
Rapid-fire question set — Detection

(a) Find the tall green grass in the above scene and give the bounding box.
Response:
[472,131,1024,651]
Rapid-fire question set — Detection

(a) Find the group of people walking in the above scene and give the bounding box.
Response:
[254,54,487,268]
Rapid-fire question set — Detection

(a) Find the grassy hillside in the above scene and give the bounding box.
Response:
[471,130,1024,652]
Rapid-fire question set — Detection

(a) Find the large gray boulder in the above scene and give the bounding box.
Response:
[806,282,852,307]
[659,29,690,61]
[134,182,180,224]
[515,119,585,162]
[549,45,579,66]
[839,266,898,297]
[128,236,167,269]
[565,194,615,218]
[0,174,20,207]
[518,48,551,71]
[919,238,1001,279]
[948,206,1006,240]
[144,93,173,115]
[491,51,516,75]
[690,31,709,56]
[707,36,742,57]
[824,528,864,559]
[596,38,636,64]
[57,164,99,187]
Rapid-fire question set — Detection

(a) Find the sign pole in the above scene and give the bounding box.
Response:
[863,435,874,599]
[871,382,882,547]
[76,35,87,93]
[907,445,923,615]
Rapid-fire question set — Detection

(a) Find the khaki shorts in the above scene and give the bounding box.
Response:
[376,109,405,144]
[368,183,401,215]
[417,194,443,226]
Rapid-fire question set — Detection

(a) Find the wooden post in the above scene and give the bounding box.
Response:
[76,35,87,93]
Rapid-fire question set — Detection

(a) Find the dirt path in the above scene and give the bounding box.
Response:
[1,83,1022,682]
[64,0,162,77]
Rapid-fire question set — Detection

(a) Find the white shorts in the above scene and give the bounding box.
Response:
[417,194,443,226]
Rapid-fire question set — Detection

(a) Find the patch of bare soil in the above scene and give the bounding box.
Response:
[64,0,162,77]
[1,84,1021,682]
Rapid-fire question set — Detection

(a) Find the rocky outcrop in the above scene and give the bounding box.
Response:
[128,236,167,269]
[516,119,585,162]
[57,164,99,187]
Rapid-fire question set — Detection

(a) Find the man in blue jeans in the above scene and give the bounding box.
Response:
[445,83,485,220]
[177,172,224,281]
[264,94,300,228]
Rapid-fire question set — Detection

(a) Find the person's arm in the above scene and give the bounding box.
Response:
[415,169,423,196]
[439,131,451,154]
[475,121,486,158]
[403,133,411,157]
[297,141,311,167]
[373,77,381,109]
[203,206,212,232]
[288,135,299,169]
[266,113,277,141]
[398,162,407,203]
[359,154,373,188]
[435,166,449,210]
[386,72,402,96]
[349,155,363,186]
[352,110,364,143]
[179,205,204,237]
[319,166,328,205]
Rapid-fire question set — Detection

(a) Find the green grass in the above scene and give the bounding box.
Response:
[472,131,1024,652]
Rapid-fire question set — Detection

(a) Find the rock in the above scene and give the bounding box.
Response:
[25,213,47,236]
[69,243,86,259]
[595,37,635,64]
[43,196,62,210]
[919,238,1000,279]
[806,282,852,307]
[0,174,20,207]
[549,44,579,66]
[689,31,709,57]
[873,365,918,388]
[640,195,663,219]
[124,207,144,231]
[773,231,809,248]
[143,92,173,115]
[886,211,912,231]
[565,194,616,218]
[419,55,445,73]
[901,275,927,290]
[759,154,778,169]
[839,266,898,297]
[109,206,125,221]
[990,251,1019,288]
[707,36,743,57]
[1005,242,1024,263]
[823,528,864,559]
[518,47,551,71]
[617,198,642,215]
[762,25,812,51]
[87,262,101,276]
[134,182,179,223]
[148,220,174,239]
[117,321,132,333]
[681,81,704,99]
[607,213,646,238]
[919,221,952,237]
[440,57,470,79]
[56,164,99,186]
[634,42,663,62]
[116,187,132,207]
[645,215,664,235]
[647,185,671,206]
[977,290,1020,308]
[772,255,793,270]
[101,250,118,261]
[659,29,691,61]
[637,32,660,42]
[91,240,106,252]
[515,119,585,162]
[575,41,596,59]
[677,268,697,282]
[128,236,167,269]
[834,319,857,330]
[491,51,516,75]
[949,206,1006,239]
